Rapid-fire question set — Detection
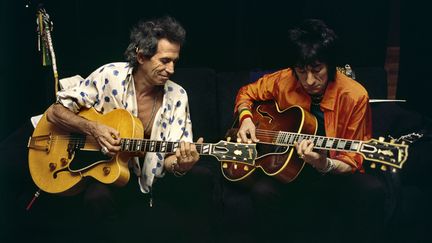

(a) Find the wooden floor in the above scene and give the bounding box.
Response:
[385,46,400,99]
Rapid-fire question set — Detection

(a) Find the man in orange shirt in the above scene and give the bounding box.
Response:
[231,19,385,242]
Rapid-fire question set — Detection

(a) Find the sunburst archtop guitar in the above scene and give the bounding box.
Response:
[28,108,257,195]
[222,101,409,183]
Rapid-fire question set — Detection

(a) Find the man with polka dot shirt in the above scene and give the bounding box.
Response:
[45,16,207,240]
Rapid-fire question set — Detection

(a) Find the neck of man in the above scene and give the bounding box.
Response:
[133,71,160,97]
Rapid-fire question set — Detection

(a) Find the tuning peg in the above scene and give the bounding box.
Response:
[226,137,231,142]
[380,165,387,171]
[378,137,385,142]
[244,165,249,171]
[234,163,238,170]
[370,163,376,169]
[222,163,228,169]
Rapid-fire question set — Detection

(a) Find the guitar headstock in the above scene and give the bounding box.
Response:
[210,141,257,165]
[392,132,424,144]
[361,137,409,172]
[36,7,54,65]
[36,6,54,33]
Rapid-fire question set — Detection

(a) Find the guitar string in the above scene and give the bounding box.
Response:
[237,129,359,143]
[50,136,206,150]
[50,131,358,144]
[47,135,363,155]
[51,132,358,144]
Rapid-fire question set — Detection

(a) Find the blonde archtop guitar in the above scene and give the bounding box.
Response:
[28,108,257,195]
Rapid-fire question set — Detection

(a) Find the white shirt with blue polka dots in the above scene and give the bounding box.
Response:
[56,62,193,193]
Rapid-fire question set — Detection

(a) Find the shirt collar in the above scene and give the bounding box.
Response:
[293,71,339,111]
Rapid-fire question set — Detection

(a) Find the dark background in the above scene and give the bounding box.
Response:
[5,1,432,242]
[0,0,413,142]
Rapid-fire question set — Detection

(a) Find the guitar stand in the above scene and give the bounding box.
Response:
[26,189,41,211]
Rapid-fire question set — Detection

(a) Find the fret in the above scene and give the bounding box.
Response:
[332,139,339,149]
[276,133,282,143]
[281,132,287,144]
[345,141,353,151]
[155,141,161,152]
[325,138,333,148]
[124,139,131,151]
[121,139,126,151]
[149,141,156,152]
[337,140,347,149]
[142,140,147,152]
[316,137,325,147]
[130,139,136,152]
[351,141,361,150]
[297,134,305,143]
[164,142,171,153]
[300,135,307,142]
[160,141,167,152]
[201,144,211,154]
[120,139,125,151]
[135,139,142,151]
[312,136,318,144]
[171,142,178,153]
[288,134,295,144]
[129,139,134,151]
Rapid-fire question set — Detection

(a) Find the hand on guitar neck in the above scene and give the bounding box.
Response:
[294,140,329,171]
[165,137,204,174]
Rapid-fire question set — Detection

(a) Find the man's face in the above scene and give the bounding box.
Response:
[138,38,180,86]
[295,62,329,96]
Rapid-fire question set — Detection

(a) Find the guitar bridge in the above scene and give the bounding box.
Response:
[27,134,52,152]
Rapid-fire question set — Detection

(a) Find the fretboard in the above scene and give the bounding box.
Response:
[275,131,362,152]
[120,139,213,155]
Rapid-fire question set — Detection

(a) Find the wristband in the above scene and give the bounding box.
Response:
[239,109,253,124]
[316,158,335,174]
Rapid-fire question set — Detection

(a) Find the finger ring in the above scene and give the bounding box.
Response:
[101,146,109,154]
[299,154,305,159]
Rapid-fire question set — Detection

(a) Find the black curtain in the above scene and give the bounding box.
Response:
[0,0,390,141]
[397,0,431,118]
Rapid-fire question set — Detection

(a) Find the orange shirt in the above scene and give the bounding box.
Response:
[235,68,372,171]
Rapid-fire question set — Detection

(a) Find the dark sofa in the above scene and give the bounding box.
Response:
[1,66,431,243]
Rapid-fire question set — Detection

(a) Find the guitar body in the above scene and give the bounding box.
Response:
[223,101,317,183]
[28,108,143,195]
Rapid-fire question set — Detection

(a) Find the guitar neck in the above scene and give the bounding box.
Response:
[120,138,213,155]
[273,130,363,153]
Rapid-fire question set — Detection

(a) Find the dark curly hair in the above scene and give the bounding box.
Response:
[124,16,186,70]
[288,19,339,81]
